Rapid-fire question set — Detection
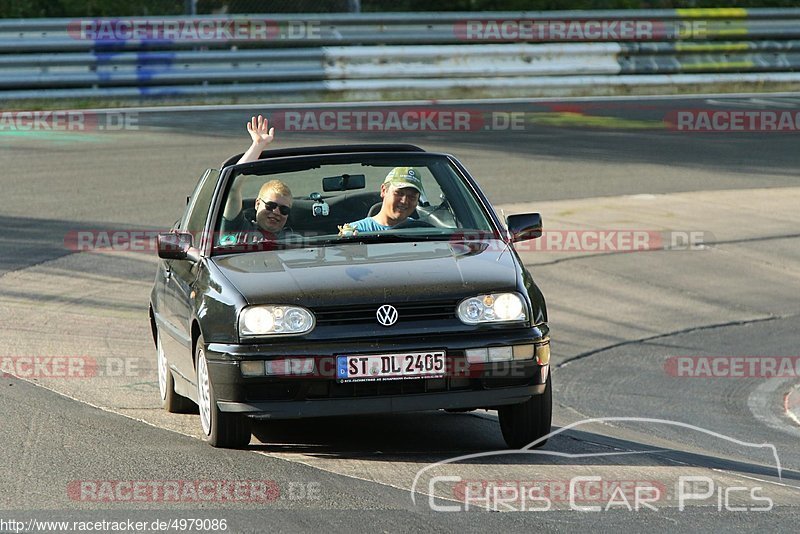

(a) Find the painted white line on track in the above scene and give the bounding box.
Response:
[248,448,464,508]
[8,374,188,437]
[6,373,453,504]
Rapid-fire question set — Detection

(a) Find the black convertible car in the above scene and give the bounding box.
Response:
[150,144,551,448]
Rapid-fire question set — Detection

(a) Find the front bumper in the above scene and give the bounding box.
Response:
[219,382,546,419]
[204,327,550,420]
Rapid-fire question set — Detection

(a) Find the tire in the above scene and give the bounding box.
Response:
[498,372,552,449]
[195,336,251,448]
[156,330,194,413]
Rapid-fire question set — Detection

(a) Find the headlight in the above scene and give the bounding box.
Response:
[457,293,527,325]
[239,305,315,337]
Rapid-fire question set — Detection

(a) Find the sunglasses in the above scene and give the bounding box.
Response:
[258,198,291,216]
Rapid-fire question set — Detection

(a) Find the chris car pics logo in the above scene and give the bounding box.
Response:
[411,417,780,512]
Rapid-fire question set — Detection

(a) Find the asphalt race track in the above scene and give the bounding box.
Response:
[1,94,799,533]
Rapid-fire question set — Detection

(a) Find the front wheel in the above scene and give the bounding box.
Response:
[498,372,552,449]
[196,336,251,448]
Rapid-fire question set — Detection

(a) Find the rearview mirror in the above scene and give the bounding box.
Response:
[323,174,366,191]
[157,231,200,262]
[506,213,542,242]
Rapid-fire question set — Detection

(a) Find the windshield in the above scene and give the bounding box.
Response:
[211,153,498,254]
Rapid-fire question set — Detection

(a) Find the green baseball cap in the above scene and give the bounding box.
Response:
[383,167,424,195]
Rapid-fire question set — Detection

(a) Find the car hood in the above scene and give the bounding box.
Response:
[211,240,520,307]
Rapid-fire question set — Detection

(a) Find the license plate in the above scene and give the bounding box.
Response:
[336,352,446,383]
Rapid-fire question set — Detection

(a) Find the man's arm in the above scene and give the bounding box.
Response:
[224,116,275,220]
[237,115,274,164]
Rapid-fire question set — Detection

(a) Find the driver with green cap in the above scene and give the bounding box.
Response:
[345,167,425,233]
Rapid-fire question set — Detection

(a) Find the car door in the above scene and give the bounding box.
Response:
[160,169,220,384]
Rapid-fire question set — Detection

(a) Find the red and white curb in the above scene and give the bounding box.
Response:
[784,384,800,427]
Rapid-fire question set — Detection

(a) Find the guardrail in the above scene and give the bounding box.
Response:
[1,8,799,105]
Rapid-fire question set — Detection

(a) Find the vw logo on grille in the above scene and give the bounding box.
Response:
[376,304,399,326]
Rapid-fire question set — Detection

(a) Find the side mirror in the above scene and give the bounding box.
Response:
[157,231,200,262]
[506,213,542,242]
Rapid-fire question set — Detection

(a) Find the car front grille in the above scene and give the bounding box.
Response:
[313,300,458,326]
